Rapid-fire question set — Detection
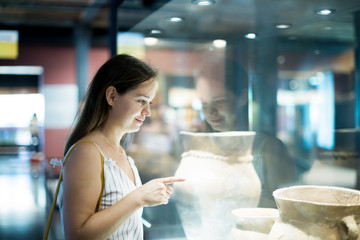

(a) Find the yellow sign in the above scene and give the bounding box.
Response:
[0,30,19,59]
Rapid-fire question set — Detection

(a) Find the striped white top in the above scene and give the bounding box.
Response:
[57,143,144,240]
[101,155,143,239]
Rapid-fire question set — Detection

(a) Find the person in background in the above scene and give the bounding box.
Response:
[195,57,296,207]
[29,113,40,152]
[58,54,184,240]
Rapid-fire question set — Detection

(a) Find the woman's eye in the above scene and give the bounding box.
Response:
[138,100,147,105]
[213,99,226,107]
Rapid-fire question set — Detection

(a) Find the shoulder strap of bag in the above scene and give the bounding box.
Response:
[43,140,105,240]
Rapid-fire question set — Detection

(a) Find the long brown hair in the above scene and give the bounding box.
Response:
[64,54,158,155]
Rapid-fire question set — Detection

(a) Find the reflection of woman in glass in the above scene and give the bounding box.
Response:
[195,58,296,207]
[196,74,237,132]
[196,76,236,131]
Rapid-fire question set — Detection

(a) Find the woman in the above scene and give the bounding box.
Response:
[58,54,184,240]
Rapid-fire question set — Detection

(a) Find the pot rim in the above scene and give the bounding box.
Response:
[273,185,360,206]
[180,130,256,137]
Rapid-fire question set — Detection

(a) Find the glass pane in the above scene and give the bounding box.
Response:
[117,0,359,239]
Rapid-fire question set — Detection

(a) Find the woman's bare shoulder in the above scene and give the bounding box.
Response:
[64,137,103,170]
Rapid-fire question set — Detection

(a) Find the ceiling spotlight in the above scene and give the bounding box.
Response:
[315,9,335,15]
[275,24,291,29]
[191,0,216,6]
[150,29,162,34]
[212,39,226,48]
[167,17,184,23]
[245,33,256,39]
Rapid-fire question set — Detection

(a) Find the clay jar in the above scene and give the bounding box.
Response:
[231,208,279,240]
[268,185,360,240]
[173,131,261,240]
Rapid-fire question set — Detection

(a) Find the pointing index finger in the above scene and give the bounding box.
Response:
[159,177,186,184]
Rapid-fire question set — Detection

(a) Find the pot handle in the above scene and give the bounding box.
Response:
[337,215,358,240]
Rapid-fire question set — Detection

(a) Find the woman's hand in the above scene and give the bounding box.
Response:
[135,177,185,207]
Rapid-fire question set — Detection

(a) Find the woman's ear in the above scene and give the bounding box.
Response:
[105,86,117,107]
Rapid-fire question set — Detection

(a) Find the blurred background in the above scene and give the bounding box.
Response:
[0,0,360,239]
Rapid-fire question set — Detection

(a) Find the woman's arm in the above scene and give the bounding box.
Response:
[62,142,184,240]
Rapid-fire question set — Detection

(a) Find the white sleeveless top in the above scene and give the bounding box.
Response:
[57,142,144,240]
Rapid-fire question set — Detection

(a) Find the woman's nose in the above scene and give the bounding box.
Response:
[142,103,151,117]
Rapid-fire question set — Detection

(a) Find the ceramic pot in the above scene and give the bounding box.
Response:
[173,131,261,240]
[268,185,360,240]
[231,208,279,240]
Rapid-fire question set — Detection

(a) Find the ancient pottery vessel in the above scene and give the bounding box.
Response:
[268,185,360,240]
[173,131,261,240]
[231,207,279,240]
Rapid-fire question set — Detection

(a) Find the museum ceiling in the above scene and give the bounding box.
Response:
[0,0,359,46]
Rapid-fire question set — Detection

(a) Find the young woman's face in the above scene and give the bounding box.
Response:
[108,79,157,133]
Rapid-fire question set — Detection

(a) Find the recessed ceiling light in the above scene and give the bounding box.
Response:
[150,29,162,34]
[315,9,335,16]
[212,39,226,48]
[191,0,216,6]
[275,24,291,29]
[245,33,256,39]
[167,17,184,23]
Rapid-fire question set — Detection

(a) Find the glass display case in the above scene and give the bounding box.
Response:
[115,0,360,239]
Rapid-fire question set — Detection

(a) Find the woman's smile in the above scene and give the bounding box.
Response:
[135,118,144,125]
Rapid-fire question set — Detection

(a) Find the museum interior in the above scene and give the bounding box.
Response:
[1,0,360,239]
